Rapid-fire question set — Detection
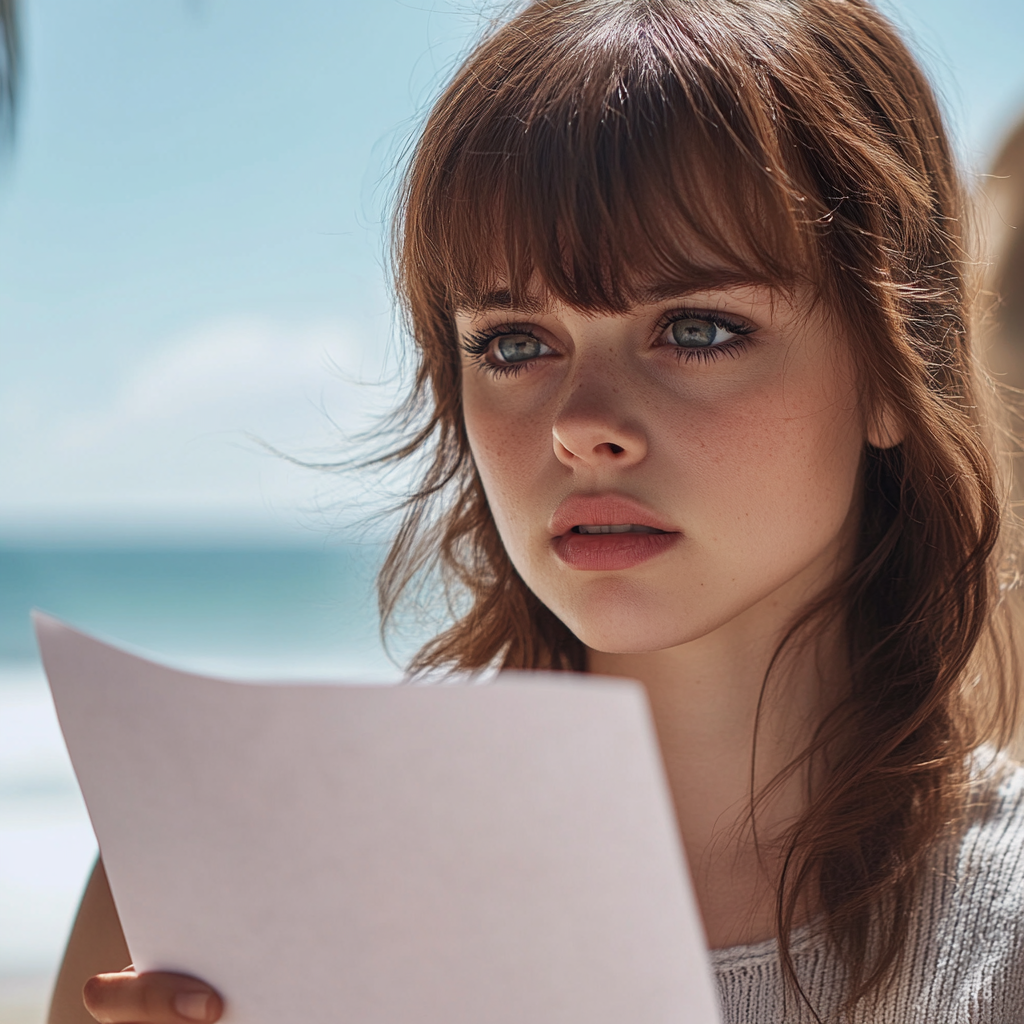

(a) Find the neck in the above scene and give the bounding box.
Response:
[588,608,842,948]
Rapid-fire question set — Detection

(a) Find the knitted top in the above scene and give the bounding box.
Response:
[711,755,1024,1023]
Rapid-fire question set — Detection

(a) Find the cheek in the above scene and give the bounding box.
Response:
[679,371,864,550]
[461,385,550,542]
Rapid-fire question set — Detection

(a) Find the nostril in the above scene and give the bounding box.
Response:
[607,443,624,455]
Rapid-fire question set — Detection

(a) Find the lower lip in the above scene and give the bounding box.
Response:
[552,531,679,571]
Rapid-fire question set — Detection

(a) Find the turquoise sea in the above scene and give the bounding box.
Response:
[0,543,398,1016]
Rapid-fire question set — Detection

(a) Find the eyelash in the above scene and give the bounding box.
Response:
[461,309,757,376]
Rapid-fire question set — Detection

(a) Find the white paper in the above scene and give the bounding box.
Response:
[35,612,721,1024]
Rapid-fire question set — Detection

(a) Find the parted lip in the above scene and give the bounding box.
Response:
[548,493,678,538]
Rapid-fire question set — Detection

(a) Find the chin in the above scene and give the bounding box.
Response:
[551,592,713,656]
[569,623,696,656]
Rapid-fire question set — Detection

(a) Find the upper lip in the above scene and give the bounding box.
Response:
[549,493,678,537]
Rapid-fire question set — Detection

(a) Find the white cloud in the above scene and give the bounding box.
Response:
[67,316,392,441]
[1,316,410,534]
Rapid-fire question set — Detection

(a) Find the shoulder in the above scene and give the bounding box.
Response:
[711,755,1024,1022]
[932,749,1024,918]
[904,749,1024,1016]
[955,748,1024,876]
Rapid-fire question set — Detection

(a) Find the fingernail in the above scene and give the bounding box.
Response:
[174,992,212,1022]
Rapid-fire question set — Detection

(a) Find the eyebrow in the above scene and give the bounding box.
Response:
[459,274,772,316]
[635,273,770,304]
[459,290,548,315]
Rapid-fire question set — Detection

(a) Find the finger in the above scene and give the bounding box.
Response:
[83,971,223,1024]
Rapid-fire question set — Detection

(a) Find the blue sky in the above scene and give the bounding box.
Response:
[2,0,1023,541]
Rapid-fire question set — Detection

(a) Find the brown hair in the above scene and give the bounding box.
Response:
[374,0,1018,1009]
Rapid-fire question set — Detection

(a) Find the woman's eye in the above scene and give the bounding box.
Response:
[668,318,736,348]
[494,334,548,363]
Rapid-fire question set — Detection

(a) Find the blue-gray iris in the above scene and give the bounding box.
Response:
[671,319,716,347]
[498,335,542,362]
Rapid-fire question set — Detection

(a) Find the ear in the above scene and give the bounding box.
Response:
[866,402,904,449]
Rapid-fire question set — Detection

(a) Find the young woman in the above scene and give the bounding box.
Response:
[49,0,1024,1021]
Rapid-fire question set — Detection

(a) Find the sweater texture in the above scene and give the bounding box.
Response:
[711,755,1024,1022]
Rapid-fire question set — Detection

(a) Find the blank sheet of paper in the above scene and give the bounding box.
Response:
[35,612,721,1024]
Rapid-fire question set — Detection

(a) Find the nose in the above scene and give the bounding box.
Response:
[552,378,648,470]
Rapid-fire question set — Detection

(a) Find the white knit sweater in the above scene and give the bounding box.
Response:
[711,755,1024,1022]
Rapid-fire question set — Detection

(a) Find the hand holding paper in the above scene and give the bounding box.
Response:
[37,613,721,1024]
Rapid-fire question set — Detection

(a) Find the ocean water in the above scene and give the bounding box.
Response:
[0,543,399,1019]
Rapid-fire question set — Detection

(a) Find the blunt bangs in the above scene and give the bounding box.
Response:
[402,1,820,315]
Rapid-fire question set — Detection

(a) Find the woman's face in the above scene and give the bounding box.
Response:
[456,283,873,654]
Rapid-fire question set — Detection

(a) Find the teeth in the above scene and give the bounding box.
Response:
[575,524,663,535]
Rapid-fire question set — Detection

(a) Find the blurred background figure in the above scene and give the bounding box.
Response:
[979,116,1024,679]
[1,2,1024,1024]
[983,117,1024,399]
